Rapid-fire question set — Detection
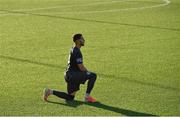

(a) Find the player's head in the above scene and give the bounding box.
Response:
[73,33,85,46]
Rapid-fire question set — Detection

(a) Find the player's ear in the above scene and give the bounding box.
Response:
[74,40,78,44]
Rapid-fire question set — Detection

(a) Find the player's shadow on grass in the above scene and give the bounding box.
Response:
[1,54,179,92]
[48,100,157,116]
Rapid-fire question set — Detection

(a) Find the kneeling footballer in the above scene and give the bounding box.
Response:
[43,33,97,103]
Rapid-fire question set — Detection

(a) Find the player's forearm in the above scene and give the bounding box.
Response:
[80,65,87,71]
[78,64,88,71]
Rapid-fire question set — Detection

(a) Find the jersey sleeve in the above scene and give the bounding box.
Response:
[74,50,83,64]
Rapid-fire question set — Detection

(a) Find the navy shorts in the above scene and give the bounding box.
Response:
[64,71,96,94]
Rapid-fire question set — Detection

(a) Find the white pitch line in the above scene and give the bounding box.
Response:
[0,0,170,17]
[12,0,127,12]
[0,0,127,17]
[47,0,171,14]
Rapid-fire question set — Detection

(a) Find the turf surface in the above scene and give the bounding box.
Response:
[0,0,180,116]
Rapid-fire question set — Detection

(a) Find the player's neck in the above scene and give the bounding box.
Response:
[75,44,81,49]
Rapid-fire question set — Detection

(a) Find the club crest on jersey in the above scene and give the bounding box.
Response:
[76,58,82,63]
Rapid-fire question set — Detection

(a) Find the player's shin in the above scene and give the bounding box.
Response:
[52,90,74,100]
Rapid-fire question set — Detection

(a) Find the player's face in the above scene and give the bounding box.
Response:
[79,36,85,46]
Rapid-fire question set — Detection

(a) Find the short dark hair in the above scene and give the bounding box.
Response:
[73,33,82,42]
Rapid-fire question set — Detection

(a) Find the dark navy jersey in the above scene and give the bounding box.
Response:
[66,47,83,71]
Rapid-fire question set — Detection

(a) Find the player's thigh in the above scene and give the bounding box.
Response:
[67,83,80,95]
[71,71,88,84]
[65,71,96,84]
[72,71,97,84]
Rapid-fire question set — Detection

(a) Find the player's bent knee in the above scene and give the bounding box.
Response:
[91,73,97,80]
[66,95,75,101]
[87,72,97,80]
[94,73,97,79]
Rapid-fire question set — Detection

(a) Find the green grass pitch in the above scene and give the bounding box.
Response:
[0,0,180,116]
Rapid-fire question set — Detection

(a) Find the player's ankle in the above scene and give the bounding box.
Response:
[85,93,90,98]
[49,89,53,94]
